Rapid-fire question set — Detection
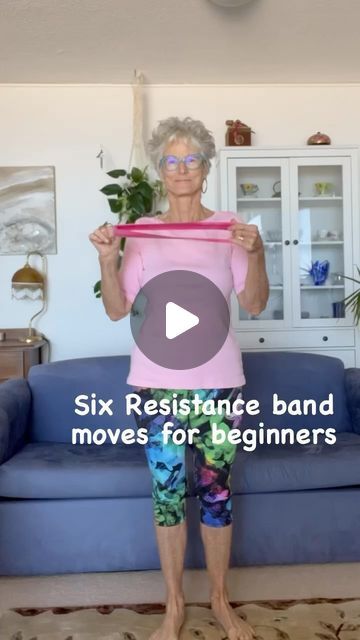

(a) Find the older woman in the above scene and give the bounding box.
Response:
[89,117,269,640]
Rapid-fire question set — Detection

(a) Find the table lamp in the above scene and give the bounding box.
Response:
[11,251,47,344]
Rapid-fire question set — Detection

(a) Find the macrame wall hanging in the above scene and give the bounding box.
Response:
[96,69,151,173]
[128,69,148,172]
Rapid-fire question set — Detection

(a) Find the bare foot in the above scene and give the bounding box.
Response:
[149,595,185,640]
[211,592,256,640]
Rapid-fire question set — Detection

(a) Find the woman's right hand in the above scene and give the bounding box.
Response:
[88,223,121,260]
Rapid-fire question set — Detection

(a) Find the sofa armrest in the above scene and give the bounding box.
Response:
[0,378,31,465]
[344,368,360,434]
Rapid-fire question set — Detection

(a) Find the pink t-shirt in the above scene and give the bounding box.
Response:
[118,211,248,389]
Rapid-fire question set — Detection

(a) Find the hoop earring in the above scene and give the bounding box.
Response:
[201,178,208,194]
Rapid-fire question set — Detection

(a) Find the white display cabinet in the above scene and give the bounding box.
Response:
[218,146,360,367]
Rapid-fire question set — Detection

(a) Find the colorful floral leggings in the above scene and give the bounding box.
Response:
[134,387,243,528]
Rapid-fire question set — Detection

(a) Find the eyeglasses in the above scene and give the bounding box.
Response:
[159,153,206,172]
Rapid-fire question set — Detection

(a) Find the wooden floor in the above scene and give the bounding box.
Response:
[1,564,360,609]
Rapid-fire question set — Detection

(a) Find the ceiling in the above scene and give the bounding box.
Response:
[0,0,359,84]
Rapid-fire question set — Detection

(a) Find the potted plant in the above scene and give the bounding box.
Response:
[93,166,165,298]
[342,266,360,325]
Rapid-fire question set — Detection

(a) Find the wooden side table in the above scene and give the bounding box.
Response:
[0,329,49,383]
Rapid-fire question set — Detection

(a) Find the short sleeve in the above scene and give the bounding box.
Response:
[117,236,143,304]
[230,213,249,294]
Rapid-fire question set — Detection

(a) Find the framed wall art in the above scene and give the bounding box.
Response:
[0,166,57,255]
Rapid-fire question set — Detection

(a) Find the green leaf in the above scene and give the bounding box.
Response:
[127,211,142,223]
[134,184,153,213]
[108,198,124,213]
[130,167,144,183]
[343,291,360,307]
[128,192,146,214]
[107,169,127,178]
[340,274,360,285]
[93,280,102,299]
[343,292,360,325]
[136,181,153,198]
[338,265,360,325]
[100,183,123,196]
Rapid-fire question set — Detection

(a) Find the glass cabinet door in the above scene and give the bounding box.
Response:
[227,158,291,326]
[290,157,353,326]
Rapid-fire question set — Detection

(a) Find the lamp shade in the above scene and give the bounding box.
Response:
[10,251,47,343]
[11,261,45,300]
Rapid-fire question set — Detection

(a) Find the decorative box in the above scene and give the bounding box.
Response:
[225,119,254,146]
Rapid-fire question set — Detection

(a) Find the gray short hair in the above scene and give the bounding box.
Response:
[147,116,216,172]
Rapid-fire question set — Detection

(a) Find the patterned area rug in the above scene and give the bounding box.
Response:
[1,598,360,639]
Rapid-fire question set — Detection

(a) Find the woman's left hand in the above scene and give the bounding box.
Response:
[229,220,264,254]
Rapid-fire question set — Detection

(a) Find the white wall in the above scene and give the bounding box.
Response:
[1,83,360,361]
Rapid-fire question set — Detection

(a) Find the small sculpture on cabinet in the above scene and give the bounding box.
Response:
[307,131,331,145]
[303,260,330,286]
[225,120,255,146]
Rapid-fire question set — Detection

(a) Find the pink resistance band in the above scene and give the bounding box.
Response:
[112,221,234,243]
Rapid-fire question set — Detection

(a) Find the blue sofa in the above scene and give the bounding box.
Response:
[0,351,359,576]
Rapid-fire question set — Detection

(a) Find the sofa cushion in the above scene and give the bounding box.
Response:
[28,356,136,444]
[1,432,360,499]
[241,351,352,434]
[345,368,360,434]
[0,378,31,464]
[0,442,154,499]
[231,431,360,494]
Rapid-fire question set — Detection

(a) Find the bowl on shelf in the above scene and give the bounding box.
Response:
[300,274,313,286]
[266,230,282,242]
[330,272,344,285]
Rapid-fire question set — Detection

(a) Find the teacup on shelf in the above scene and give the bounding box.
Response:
[317,229,328,240]
[240,183,259,196]
[314,181,334,196]
[316,229,341,241]
[327,230,340,240]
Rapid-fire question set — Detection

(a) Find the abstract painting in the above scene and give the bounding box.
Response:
[0,166,57,254]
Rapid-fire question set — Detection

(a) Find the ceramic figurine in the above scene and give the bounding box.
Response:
[225,120,255,146]
[307,131,331,145]
[305,260,330,285]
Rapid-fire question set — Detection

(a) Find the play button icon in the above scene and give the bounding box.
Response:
[130,270,230,370]
[166,302,199,340]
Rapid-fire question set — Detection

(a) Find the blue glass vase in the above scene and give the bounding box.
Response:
[308,260,330,285]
